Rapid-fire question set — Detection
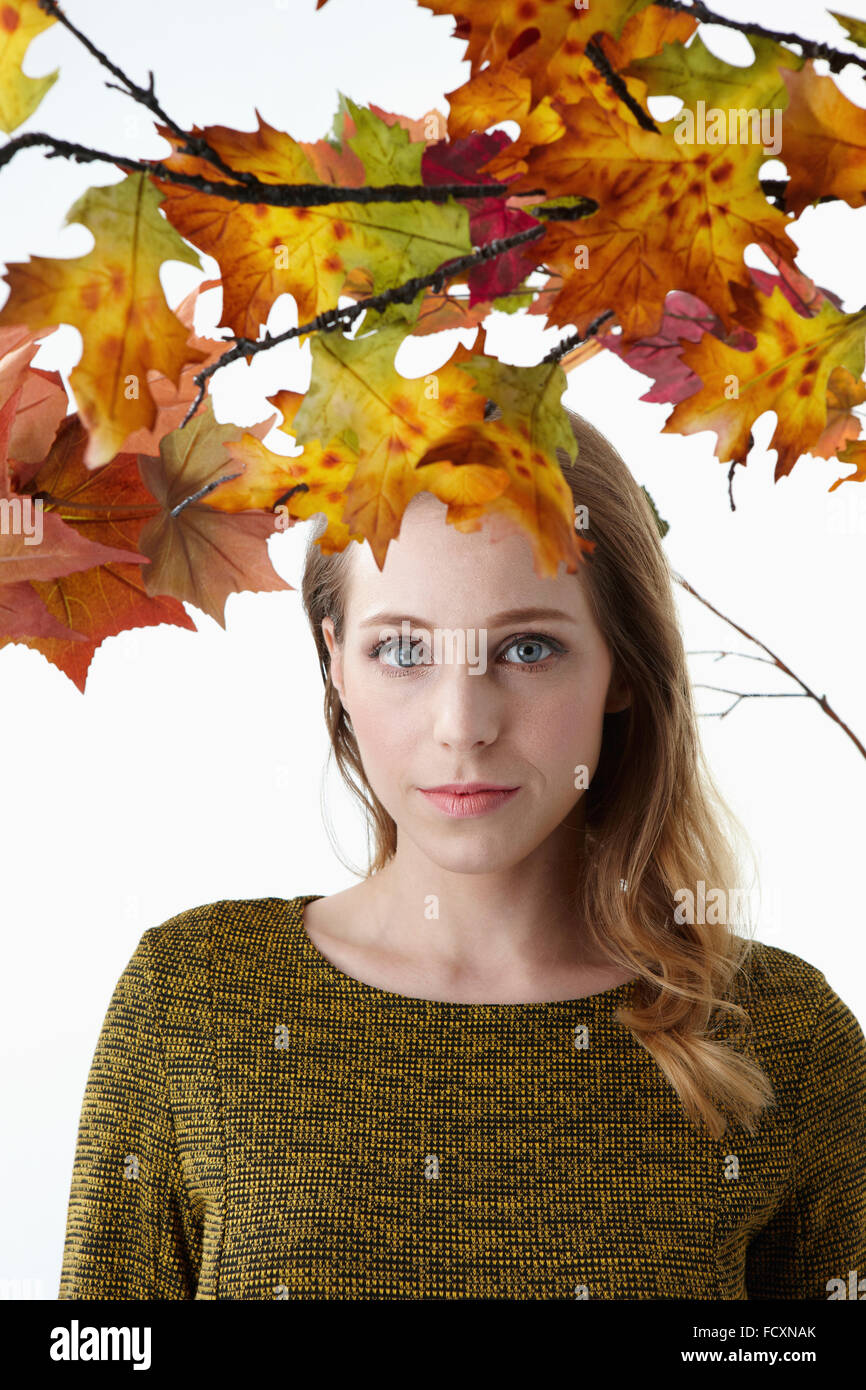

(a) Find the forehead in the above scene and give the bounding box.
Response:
[339,493,594,629]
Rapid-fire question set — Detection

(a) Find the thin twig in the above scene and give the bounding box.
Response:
[542,310,617,364]
[0,132,516,204]
[35,0,258,185]
[179,223,549,426]
[585,36,659,132]
[675,573,866,757]
[686,649,778,668]
[656,0,866,74]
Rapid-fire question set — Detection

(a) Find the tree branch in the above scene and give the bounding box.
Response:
[676,576,866,758]
[656,0,866,74]
[0,131,520,204]
[36,0,260,185]
[179,222,550,426]
[585,36,660,132]
[542,310,617,364]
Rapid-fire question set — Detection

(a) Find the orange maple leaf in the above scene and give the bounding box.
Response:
[0,172,210,466]
[501,97,797,348]
[662,282,866,477]
[0,410,195,690]
[778,61,866,216]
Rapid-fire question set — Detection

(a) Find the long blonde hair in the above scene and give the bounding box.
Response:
[300,404,776,1140]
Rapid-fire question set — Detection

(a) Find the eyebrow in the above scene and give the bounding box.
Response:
[358,606,581,629]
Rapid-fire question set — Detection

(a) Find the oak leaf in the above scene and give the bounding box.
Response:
[504,97,797,347]
[0,409,195,689]
[289,324,491,569]
[662,281,866,477]
[149,97,472,341]
[0,0,58,133]
[0,172,209,466]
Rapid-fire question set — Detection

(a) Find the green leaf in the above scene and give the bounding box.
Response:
[641,486,669,540]
[343,95,423,187]
[456,355,577,468]
[829,11,866,48]
[624,32,803,114]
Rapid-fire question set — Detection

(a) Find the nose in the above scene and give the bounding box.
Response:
[430,660,502,751]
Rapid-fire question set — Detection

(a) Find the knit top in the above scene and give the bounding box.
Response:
[58,894,865,1301]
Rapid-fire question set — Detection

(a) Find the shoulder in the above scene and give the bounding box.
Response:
[729,936,865,1078]
[135,894,305,983]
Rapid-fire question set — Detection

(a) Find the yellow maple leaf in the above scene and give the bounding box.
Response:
[777,61,866,215]
[0,172,208,465]
[289,328,491,569]
[662,282,866,477]
[149,106,471,341]
[0,0,57,134]
[506,97,797,347]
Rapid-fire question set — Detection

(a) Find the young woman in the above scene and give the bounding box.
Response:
[58,406,865,1300]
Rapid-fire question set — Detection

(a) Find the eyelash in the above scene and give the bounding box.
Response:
[365,632,567,678]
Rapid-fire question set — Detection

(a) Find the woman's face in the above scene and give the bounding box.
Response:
[321,495,630,876]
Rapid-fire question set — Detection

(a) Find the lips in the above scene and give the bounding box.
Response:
[419,786,520,818]
[421,782,518,794]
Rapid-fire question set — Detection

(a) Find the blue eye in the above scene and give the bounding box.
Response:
[366,632,566,678]
[501,636,558,666]
[373,636,424,669]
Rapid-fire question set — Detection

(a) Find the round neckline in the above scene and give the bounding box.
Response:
[278,894,639,1013]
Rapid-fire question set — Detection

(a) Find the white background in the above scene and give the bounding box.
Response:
[0,0,864,1297]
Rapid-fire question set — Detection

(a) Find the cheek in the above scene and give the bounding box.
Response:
[522,685,609,785]
[344,672,418,755]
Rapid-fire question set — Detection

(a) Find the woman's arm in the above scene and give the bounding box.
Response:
[745,981,866,1299]
[58,930,201,1299]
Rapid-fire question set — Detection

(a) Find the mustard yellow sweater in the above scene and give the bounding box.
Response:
[58,894,865,1300]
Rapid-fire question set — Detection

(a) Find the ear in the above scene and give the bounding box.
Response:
[322,616,347,711]
[604,667,632,715]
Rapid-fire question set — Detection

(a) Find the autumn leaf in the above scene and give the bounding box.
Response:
[776,61,866,215]
[600,291,743,405]
[235,388,365,556]
[0,172,209,466]
[599,245,850,406]
[575,4,699,115]
[746,241,845,317]
[149,96,473,341]
[135,396,292,626]
[410,282,533,336]
[0,410,195,689]
[833,435,866,486]
[662,281,866,477]
[415,346,589,579]
[0,0,58,134]
[502,95,798,348]
[289,323,491,568]
[622,30,803,115]
[829,11,866,48]
[0,381,150,604]
[0,576,89,642]
[442,1,695,167]
[417,0,657,91]
[183,381,366,562]
[812,365,866,461]
[114,276,233,456]
[419,131,542,305]
[0,322,67,476]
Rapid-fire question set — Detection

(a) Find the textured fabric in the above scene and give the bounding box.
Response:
[58,894,865,1300]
